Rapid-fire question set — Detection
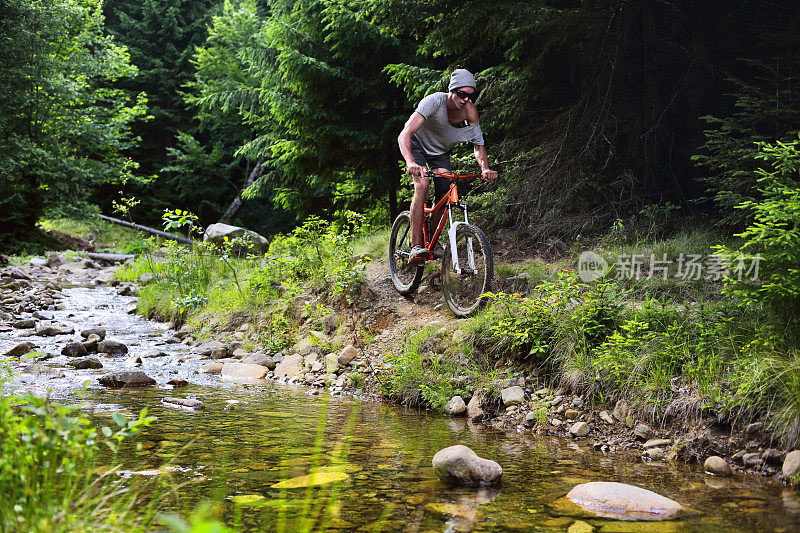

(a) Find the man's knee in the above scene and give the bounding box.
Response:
[413,179,429,196]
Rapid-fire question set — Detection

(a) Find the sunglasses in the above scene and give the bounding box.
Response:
[453,89,477,100]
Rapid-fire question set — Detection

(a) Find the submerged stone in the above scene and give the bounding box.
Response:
[566,481,684,521]
[161,397,204,411]
[270,471,349,489]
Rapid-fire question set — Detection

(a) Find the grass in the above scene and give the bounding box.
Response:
[40,217,148,253]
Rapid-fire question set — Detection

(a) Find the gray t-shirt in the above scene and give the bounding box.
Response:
[413,92,484,156]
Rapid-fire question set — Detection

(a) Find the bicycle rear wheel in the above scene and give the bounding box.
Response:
[389,210,424,295]
[442,223,493,317]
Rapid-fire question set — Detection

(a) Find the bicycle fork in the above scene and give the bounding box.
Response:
[447,203,475,275]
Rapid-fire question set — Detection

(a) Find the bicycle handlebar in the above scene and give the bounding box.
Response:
[425,170,484,180]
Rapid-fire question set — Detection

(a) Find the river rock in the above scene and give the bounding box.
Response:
[783,450,800,479]
[61,342,88,358]
[4,341,36,357]
[23,364,64,378]
[68,357,103,370]
[704,456,732,477]
[203,223,269,253]
[746,422,764,434]
[570,422,590,437]
[762,448,783,464]
[274,353,304,378]
[199,362,224,374]
[338,345,358,366]
[742,452,762,467]
[643,439,672,449]
[432,445,502,486]
[599,410,614,424]
[210,347,228,359]
[221,362,269,381]
[242,353,276,370]
[194,339,226,357]
[565,409,580,420]
[446,396,467,416]
[98,371,156,388]
[566,482,684,520]
[645,448,665,461]
[29,257,48,268]
[80,327,106,340]
[13,318,35,329]
[161,397,204,411]
[37,325,72,336]
[501,386,524,406]
[466,395,485,420]
[634,423,652,440]
[167,378,188,388]
[82,338,98,353]
[325,352,339,374]
[98,339,129,356]
[143,350,167,358]
[8,267,31,280]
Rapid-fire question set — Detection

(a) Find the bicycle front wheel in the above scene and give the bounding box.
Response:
[388,210,423,296]
[442,224,493,317]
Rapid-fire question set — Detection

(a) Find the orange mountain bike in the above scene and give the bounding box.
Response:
[389,170,494,317]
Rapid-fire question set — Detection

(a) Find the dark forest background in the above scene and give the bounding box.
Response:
[2,0,799,251]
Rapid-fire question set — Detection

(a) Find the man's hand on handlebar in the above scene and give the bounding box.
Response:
[406,162,426,180]
[481,168,498,182]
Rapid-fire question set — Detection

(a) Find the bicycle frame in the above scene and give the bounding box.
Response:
[421,171,481,273]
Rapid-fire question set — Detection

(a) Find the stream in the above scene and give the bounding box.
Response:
[3,284,800,532]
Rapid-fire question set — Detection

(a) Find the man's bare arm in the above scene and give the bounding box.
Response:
[474,144,497,181]
[398,112,426,178]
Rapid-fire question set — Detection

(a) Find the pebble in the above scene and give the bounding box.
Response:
[599,410,614,424]
[565,409,580,420]
[643,438,672,449]
[633,423,652,440]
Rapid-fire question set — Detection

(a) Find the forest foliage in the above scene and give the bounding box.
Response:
[1,0,799,251]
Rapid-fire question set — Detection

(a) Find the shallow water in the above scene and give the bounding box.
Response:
[3,285,800,531]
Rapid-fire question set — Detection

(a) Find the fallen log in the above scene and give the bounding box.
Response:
[69,208,193,244]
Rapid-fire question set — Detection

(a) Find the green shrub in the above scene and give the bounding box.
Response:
[716,135,800,328]
[0,372,155,531]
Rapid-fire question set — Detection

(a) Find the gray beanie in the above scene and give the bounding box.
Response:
[448,69,476,92]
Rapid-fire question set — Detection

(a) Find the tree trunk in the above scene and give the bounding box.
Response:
[219,158,265,223]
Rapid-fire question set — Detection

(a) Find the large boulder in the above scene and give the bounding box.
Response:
[566,482,684,521]
[783,450,800,479]
[203,223,269,253]
[221,362,269,381]
[432,445,502,486]
[274,353,304,378]
[98,371,156,388]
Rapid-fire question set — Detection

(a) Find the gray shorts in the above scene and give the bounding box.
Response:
[411,135,452,203]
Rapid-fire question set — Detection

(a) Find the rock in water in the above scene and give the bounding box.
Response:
[446,396,467,416]
[432,445,502,486]
[566,482,684,521]
[161,397,204,411]
[68,357,103,370]
[61,342,88,358]
[4,342,37,357]
[274,353,303,378]
[704,456,732,477]
[466,395,485,420]
[80,327,106,340]
[784,450,800,479]
[570,422,590,437]
[98,339,129,356]
[501,386,524,406]
[220,362,269,381]
[241,353,276,370]
[98,371,156,388]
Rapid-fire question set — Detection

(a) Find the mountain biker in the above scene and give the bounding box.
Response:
[397,68,498,262]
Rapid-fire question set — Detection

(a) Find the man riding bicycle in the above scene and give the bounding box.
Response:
[397,68,498,263]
